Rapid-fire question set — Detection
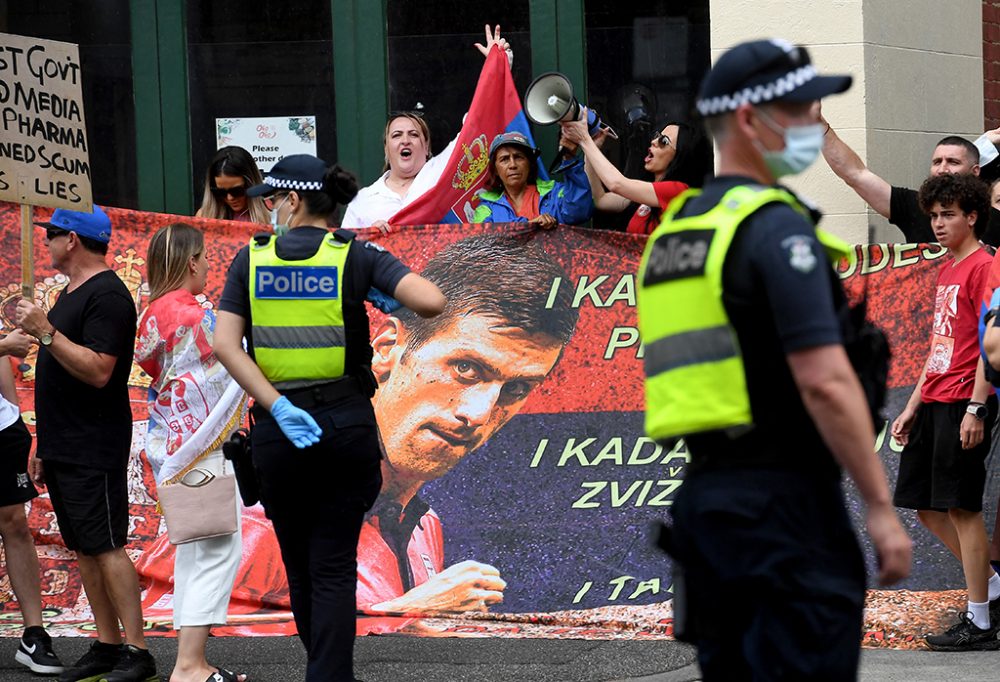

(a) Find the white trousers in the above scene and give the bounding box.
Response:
[171,449,243,628]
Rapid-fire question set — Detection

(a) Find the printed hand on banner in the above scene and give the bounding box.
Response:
[270,396,323,448]
[370,559,506,613]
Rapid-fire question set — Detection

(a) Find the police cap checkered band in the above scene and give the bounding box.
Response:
[696,39,851,117]
[247,154,329,197]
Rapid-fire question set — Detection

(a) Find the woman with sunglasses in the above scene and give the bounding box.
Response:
[341,24,512,231]
[196,146,269,224]
[136,223,247,682]
[561,112,712,234]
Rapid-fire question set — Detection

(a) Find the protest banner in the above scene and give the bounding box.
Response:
[0,202,985,648]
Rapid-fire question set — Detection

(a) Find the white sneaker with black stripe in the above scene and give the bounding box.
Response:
[15,625,65,675]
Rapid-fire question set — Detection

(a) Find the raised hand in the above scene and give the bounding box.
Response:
[475,24,512,66]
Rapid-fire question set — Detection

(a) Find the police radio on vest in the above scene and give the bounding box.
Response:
[255,266,339,299]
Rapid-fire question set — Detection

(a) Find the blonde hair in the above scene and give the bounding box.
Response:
[197,146,269,224]
[146,223,205,301]
[382,113,432,172]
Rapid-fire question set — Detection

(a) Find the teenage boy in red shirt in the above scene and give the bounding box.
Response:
[892,172,1000,650]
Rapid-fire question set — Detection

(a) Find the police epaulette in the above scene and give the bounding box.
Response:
[331,228,356,243]
[252,232,273,246]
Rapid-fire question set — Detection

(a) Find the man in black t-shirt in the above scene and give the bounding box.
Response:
[649,39,912,680]
[822,116,1000,245]
[16,206,156,682]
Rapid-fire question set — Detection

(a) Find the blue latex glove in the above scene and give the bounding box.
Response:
[270,396,323,448]
[366,286,402,314]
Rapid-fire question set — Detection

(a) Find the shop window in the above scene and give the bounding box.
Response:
[386,2,532,170]
[584,0,711,227]
[187,1,336,200]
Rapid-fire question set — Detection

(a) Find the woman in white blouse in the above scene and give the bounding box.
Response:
[341,24,512,230]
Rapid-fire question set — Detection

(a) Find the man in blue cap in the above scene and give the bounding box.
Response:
[17,205,157,682]
[638,38,912,679]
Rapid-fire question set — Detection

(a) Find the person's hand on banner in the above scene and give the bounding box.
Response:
[370,560,506,613]
[270,396,323,448]
[474,24,513,68]
[529,214,558,230]
[371,220,392,235]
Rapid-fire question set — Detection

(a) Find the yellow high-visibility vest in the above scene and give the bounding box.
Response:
[637,184,849,441]
[248,233,350,384]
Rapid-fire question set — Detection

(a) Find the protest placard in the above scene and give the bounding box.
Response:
[0,32,92,211]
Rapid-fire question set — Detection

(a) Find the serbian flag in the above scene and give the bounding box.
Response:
[389,45,540,225]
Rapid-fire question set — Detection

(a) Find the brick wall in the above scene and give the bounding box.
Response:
[986,1,1000,127]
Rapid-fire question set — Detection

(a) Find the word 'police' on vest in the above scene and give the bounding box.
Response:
[255,266,339,299]
[643,229,714,286]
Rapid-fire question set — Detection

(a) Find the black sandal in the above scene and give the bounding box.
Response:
[207,669,247,682]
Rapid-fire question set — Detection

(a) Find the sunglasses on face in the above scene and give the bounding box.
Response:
[210,185,247,199]
[654,133,673,149]
[46,228,70,240]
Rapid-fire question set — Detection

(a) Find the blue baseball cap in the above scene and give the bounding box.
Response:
[34,205,112,243]
[489,131,540,160]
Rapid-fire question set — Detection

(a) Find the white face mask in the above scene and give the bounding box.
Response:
[269,195,290,236]
[754,108,825,178]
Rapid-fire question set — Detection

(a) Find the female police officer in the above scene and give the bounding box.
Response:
[213,154,445,682]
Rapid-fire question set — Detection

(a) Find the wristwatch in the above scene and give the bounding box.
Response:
[38,328,54,347]
[967,402,988,420]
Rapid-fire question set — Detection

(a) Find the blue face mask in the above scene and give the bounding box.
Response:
[269,195,290,236]
[754,108,825,178]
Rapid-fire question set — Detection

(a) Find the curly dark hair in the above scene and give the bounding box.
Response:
[918,173,991,238]
[394,233,578,355]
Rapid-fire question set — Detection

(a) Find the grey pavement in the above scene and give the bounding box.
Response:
[0,637,997,681]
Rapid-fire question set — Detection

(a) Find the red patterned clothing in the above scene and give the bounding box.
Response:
[136,288,244,485]
[922,247,992,403]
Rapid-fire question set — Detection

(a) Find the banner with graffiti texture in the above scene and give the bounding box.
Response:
[0,202,990,648]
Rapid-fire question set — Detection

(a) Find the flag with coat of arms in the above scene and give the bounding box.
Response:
[389,45,541,225]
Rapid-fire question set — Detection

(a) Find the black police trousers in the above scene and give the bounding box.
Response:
[669,467,866,681]
[252,392,382,682]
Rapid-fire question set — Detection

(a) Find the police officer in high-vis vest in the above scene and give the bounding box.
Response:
[214,154,445,682]
[638,40,911,680]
